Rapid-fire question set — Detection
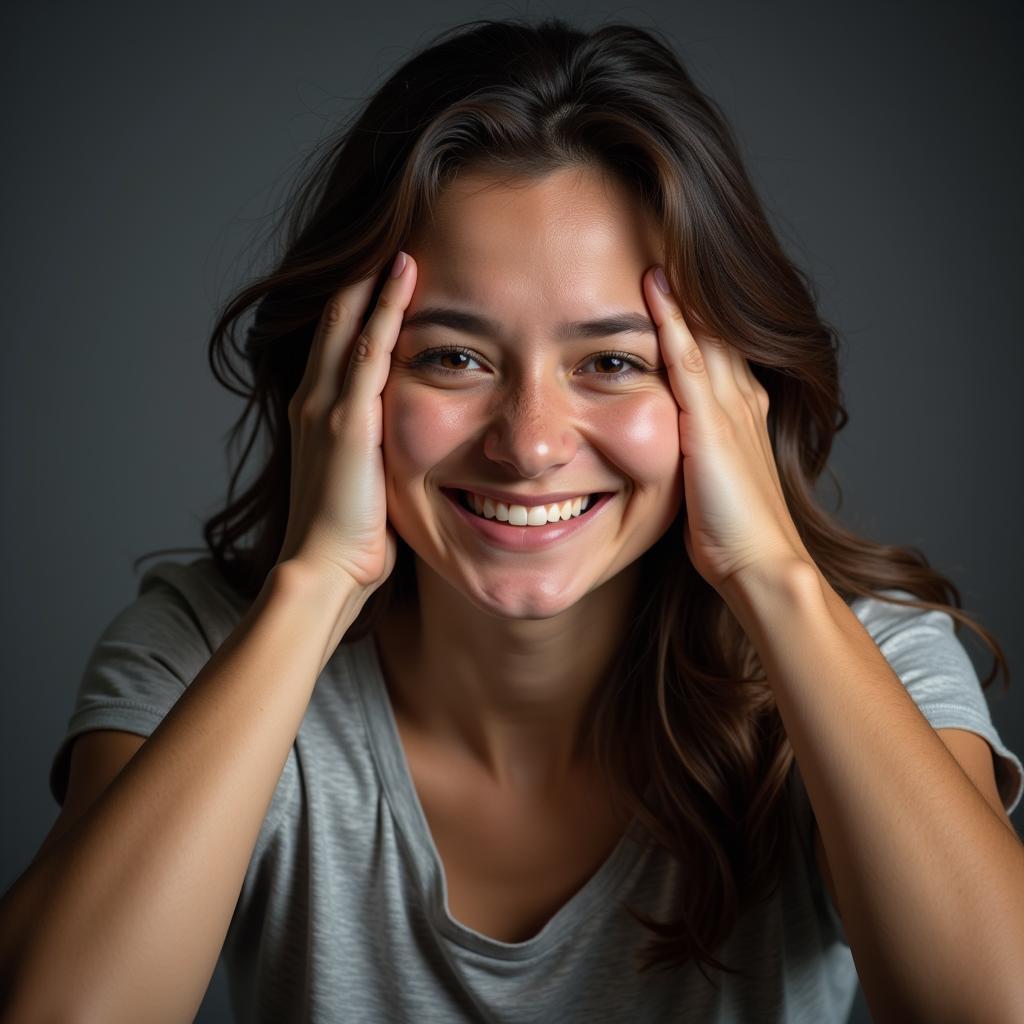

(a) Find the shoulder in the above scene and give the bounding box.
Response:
[139,555,251,618]
[846,588,977,684]
[848,587,955,638]
[124,556,252,651]
[844,586,1022,822]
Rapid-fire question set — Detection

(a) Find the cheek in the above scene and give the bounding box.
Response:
[594,392,680,483]
[382,380,681,487]
[382,382,467,479]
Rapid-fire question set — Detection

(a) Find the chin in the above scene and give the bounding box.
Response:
[414,547,594,621]
[460,561,590,618]
[479,587,585,621]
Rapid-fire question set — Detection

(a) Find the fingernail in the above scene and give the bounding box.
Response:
[390,251,408,279]
[654,265,670,295]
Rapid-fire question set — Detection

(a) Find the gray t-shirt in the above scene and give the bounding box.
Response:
[48,557,1023,1023]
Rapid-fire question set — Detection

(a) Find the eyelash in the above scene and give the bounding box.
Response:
[408,345,650,379]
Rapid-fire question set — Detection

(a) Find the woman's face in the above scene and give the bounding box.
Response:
[381,165,685,619]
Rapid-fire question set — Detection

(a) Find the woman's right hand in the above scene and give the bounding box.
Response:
[276,249,417,600]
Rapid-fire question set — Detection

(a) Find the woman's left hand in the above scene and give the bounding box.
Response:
[643,264,816,595]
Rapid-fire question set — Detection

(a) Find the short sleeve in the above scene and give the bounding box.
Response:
[798,588,1023,949]
[852,589,1023,818]
[48,559,244,807]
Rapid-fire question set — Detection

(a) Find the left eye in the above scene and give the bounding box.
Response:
[410,346,648,378]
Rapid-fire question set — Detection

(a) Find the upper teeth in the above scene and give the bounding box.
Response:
[464,490,593,525]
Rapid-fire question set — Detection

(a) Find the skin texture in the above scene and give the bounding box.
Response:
[375,165,684,796]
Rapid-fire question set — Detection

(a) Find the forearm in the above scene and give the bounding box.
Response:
[721,561,1024,1024]
[1,560,364,1024]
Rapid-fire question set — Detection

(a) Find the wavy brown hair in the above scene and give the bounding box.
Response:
[137,16,1010,985]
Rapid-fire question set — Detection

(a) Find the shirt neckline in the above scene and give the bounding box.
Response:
[349,630,653,961]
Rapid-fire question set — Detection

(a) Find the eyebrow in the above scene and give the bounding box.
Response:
[401,306,657,341]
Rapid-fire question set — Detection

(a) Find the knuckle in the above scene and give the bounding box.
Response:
[680,345,706,375]
[291,399,317,426]
[352,332,374,362]
[749,375,770,409]
[737,399,759,429]
[322,297,351,327]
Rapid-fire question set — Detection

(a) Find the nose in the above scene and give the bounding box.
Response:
[481,374,579,478]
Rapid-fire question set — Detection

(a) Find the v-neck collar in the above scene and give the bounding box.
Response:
[348,630,653,961]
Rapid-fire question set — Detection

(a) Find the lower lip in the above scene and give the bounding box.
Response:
[442,489,616,551]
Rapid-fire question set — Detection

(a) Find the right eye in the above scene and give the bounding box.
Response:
[408,345,484,375]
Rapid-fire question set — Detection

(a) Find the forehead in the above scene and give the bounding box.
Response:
[406,166,663,309]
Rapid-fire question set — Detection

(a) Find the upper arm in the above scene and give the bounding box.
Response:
[813,821,841,919]
[812,727,1016,918]
[933,728,1016,831]
[31,729,147,869]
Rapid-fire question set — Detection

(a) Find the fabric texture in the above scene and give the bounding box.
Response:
[49,557,1023,1023]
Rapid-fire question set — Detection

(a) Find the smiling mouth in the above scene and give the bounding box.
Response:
[448,488,609,523]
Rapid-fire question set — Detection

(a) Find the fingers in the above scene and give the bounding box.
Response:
[295,274,377,415]
[337,250,416,413]
[293,251,416,420]
[643,265,780,478]
[726,344,772,428]
[727,343,755,403]
[643,265,729,442]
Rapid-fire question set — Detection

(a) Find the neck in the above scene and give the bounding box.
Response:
[373,557,644,795]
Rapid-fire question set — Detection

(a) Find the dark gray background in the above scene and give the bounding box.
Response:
[2,2,1021,1022]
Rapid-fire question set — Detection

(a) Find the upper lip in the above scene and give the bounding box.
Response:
[445,485,609,507]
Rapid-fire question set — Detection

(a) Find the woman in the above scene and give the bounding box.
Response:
[4,16,1021,1023]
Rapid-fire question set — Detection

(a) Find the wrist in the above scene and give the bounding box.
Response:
[718,558,826,646]
[270,558,369,635]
